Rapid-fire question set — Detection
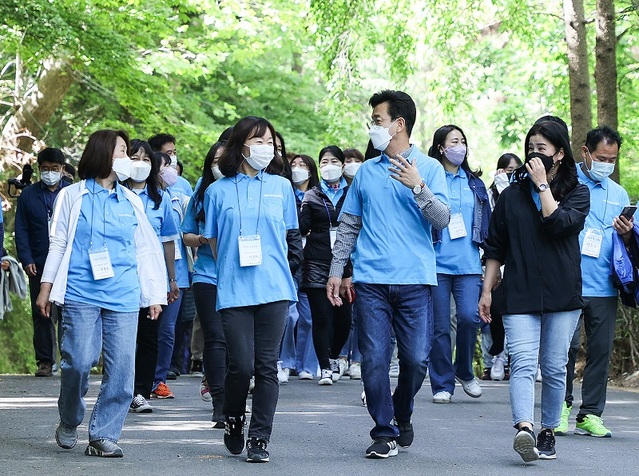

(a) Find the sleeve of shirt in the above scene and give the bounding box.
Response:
[202,184,218,240]
[482,189,509,264]
[541,184,590,239]
[181,197,199,234]
[339,173,362,218]
[299,192,312,236]
[159,192,179,242]
[283,181,299,230]
[15,192,34,266]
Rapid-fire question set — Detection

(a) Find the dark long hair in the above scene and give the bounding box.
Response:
[130,139,162,210]
[489,153,522,204]
[428,124,482,177]
[218,117,277,177]
[78,129,129,179]
[290,154,319,189]
[275,131,291,180]
[515,121,578,201]
[195,141,225,223]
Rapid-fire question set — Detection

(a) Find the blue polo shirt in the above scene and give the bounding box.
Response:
[340,146,449,285]
[203,171,298,310]
[320,177,348,207]
[168,190,190,288]
[182,183,217,286]
[135,186,179,243]
[435,167,482,275]
[577,164,630,297]
[66,179,139,312]
[169,175,193,197]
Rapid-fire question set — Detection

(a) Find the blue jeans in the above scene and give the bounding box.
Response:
[504,310,580,429]
[356,283,433,439]
[429,274,481,394]
[154,290,184,386]
[58,300,137,442]
[294,292,319,375]
[279,302,298,369]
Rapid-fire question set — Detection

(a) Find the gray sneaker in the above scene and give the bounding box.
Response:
[85,439,123,457]
[55,421,78,449]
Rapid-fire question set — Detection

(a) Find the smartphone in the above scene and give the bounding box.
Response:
[620,205,637,220]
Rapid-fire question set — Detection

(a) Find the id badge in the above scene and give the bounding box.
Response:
[89,248,115,280]
[238,234,262,267]
[448,213,467,240]
[582,228,603,258]
[329,227,338,249]
[175,240,182,260]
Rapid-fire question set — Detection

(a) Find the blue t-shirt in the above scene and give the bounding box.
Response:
[136,186,179,242]
[435,167,482,275]
[65,179,139,312]
[577,164,630,297]
[203,171,298,310]
[340,146,449,285]
[182,181,217,286]
[169,176,193,197]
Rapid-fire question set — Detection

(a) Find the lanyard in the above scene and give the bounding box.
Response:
[233,173,263,236]
[321,197,334,228]
[89,181,108,252]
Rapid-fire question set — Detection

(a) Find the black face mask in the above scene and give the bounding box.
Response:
[526,152,555,173]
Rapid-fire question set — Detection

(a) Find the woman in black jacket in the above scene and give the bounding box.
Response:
[299,146,352,386]
[479,120,590,463]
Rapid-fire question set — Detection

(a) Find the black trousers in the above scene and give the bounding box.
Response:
[29,273,55,364]
[565,296,618,417]
[192,283,227,396]
[305,287,352,370]
[221,301,288,442]
[134,307,159,398]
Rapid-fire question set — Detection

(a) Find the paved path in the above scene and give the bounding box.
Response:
[1,373,638,475]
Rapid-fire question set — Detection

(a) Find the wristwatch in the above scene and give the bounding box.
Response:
[412,181,426,195]
[538,183,549,192]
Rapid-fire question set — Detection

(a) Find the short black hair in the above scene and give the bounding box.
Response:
[37,148,65,165]
[318,145,345,164]
[585,125,622,152]
[534,115,569,133]
[148,133,176,152]
[218,116,277,177]
[368,90,417,137]
[78,130,129,180]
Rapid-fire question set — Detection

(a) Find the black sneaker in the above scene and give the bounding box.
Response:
[513,427,539,462]
[480,367,492,381]
[365,437,398,459]
[536,428,556,460]
[84,439,123,458]
[246,437,269,463]
[394,418,414,448]
[224,416,245,455]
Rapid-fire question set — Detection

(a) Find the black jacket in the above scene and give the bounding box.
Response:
[483,179,590,314]
[299,185,351,288]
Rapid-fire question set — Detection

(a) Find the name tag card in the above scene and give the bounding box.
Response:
[448,213,467,240]
[238,234,262,267]
[582,228,603,258]
[89,249,115,280]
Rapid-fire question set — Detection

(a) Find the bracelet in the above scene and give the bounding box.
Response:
[169,278,177,282]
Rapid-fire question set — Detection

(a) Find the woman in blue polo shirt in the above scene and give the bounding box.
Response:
[427,124,490,404]
[203,116,301,463]
[36,129,166,458]
[182,140,227,428]
[125,140,179,412]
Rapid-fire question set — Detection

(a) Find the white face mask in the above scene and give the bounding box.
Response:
[41,170,62,187]
[320,164,343,183]
[368,120,397,151]
[129,161,152,182]
[586,151,615,182]
[291,167,310,185]
[169,155,178,169]
[211,165,224,180]
[243,143,274,171]
[112,157,132,181]
[343,162,361,178]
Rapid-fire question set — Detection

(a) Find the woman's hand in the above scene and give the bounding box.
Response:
[525,156,548,188]
[168,280,180,303]
[36,283,53,318]
[148,304,162,320]
[478,290,492,323]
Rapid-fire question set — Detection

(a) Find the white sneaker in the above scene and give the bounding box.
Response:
[298,370,314,380]
[329,359,341,382]
[456,376,482,398]
[338,357,348,377]
[349,362,362,380]
[433,391,452,404]
[277,361,289,384]
[129,394,153,413]
[491,353,506,381]
[536,366,543,382]
[318,369,333,385]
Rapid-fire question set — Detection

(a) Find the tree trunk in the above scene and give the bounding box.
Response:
[595,0,619,182]
[563,0,592,157]
[0,57,75,164]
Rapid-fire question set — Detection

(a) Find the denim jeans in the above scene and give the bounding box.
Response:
[58,300,137,442]
[279,302,298,369]
[193,283,226,397]
[429,274,482,394]
[29,272,56,364]
[355,283,433,439]
[221,301,288,442]
[294,292,319,375]
[504,310,580,429]
[154,290,184,386]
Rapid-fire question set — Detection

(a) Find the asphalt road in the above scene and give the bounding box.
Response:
[1,373,638,475]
